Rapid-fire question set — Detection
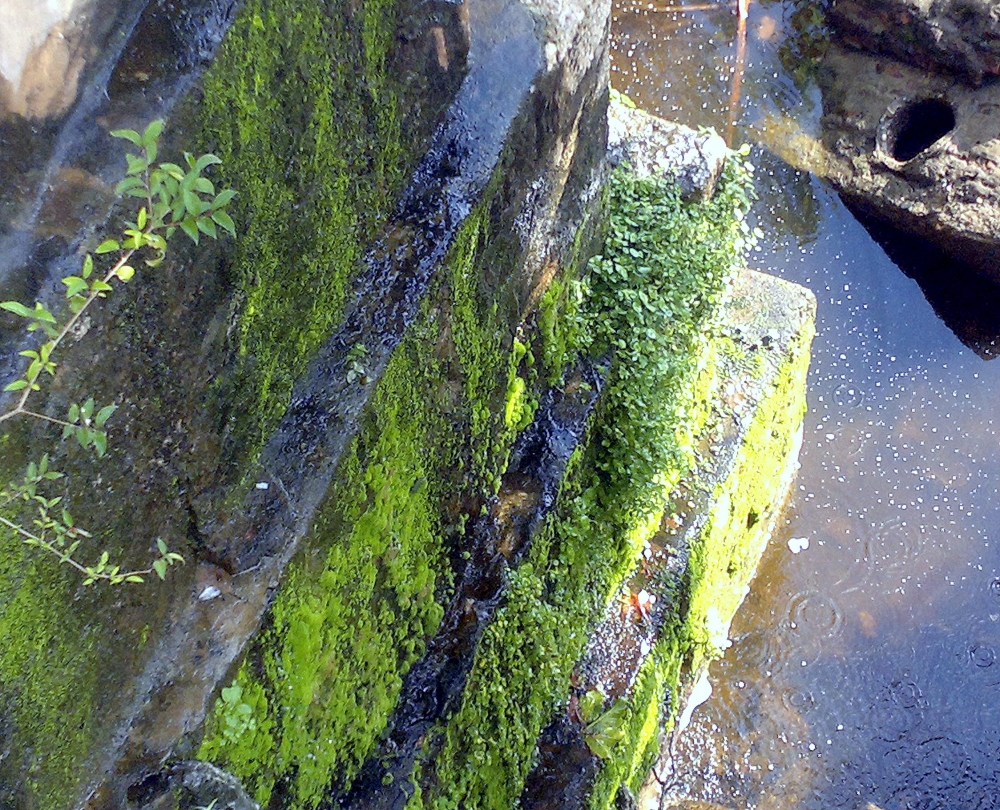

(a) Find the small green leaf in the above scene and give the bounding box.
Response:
[196,217,217,239]
[157,538,168,555]
[95,404,117,427]
[211,189,236,210]
[126,575,145,583]
[158,162,184,180]
[4,380,28,392]
[126,154,148,176]
[95,239,120,254]
[182,189,202,216]
[194,153,222,173]
[179,218,200,244]
[110,128,143,145]
[32,303,55,323]
[578,689,605,725]
[137,206,148,229]
[142,119,164,146]
[193,177,214,195]
[1,301,33,318]
[211,210,236,236]
[114,176,145,195]
[62,276,88,297]
[153,559,167,580]
[116,265,136,282]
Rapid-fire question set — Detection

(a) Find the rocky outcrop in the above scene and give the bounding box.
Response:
[0,4,814,810]
[812,0,1000,281]
[608,95,729,201]
[829,0,1000,86]
[817,42,1000,280]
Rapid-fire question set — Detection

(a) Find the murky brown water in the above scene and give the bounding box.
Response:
[613,1,1000,807]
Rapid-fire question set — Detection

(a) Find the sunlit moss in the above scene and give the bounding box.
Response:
[198,0,412,466]
[197,181,536,807]
[409,158,755,810]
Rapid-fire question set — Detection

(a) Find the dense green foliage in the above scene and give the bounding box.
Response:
[581,161,755,518]
[410,156,755,810]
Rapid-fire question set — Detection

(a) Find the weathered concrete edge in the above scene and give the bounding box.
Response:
[557,266,816,810]
[637,268,816,810]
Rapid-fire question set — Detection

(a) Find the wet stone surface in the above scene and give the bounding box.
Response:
[612,1,1000,808]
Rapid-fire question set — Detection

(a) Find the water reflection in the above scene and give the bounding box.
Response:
[612,2,1000,807]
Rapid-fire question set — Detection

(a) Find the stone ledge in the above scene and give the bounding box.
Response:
[520,267,816,810]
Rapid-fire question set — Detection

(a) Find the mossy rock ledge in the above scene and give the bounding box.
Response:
[0,2,815,810]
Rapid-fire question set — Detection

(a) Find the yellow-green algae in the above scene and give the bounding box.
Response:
[197,187,537,807]
[586,296,815,810]
[197,0,416,464]
[0,526,100,808]
[408,160,755,810]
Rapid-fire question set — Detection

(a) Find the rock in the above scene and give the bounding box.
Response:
[815,40,1000,281]
[608,96,729,201]
[829,0,1000,86]
[175,761,260,810]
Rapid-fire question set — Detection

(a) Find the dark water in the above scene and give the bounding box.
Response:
[613,2,1000,808]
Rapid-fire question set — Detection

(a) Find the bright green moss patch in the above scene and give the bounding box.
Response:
[198,0,413,463]
[198,342,454,807]
[588,279,815,810]
[683,324,813,677]
[198,186,536,807]
[0,535,100,809]
[410,159,754,810]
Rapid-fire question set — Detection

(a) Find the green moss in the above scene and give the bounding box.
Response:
[197,183,534,807]
[409,159,755,810]
[198,0,413,464]
[198,345,452,807]
[0,530,100,808]
[588,286,814,810]
[683,322,813,676]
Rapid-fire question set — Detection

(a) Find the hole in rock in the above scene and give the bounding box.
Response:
[887,98,956,162]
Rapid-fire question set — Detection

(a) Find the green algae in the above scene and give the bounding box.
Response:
[197,0,417,465]
[197,182,536,807]
[197,324,457,807]
[408,159,755,810]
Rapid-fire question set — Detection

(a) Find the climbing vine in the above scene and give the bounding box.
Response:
[0,120,236,584]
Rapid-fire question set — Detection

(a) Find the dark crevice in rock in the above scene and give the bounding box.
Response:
[883,97,956,162]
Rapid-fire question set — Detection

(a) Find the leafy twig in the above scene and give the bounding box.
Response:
[0,120,236,584]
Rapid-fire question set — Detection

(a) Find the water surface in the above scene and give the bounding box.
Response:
[613,2,1000,807]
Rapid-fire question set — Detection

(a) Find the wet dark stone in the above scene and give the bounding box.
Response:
[520,715,597,810]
